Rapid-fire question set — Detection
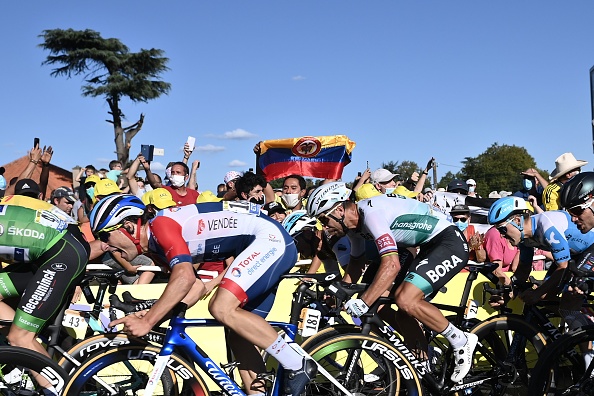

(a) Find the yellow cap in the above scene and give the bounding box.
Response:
[197,190,223,203]
[394,186,418,199]
[144,188,176,209]
[93,179,121,202]
[84,174,102,185]
[355,183,382,201]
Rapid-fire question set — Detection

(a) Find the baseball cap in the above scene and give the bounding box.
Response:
[51,186,76,203]
[142,188,177,209]
[15,179,41,198]
[263,201,286,216]
[466,179,476,187]
[450,204,470,215]
[224,171,242,185]
[93,179,121,202]
[197,190,223,203]
[84,174,102,186]
[446,179,468,193]
[371,169,399,184]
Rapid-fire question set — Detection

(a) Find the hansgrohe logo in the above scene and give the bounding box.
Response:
[390,214,438,233]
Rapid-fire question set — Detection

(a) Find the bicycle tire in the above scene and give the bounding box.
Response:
[62,344,210,396]
[528,325,594,395]
[0,345,68,395]
[467,313,548,396]
[302,332,424,396]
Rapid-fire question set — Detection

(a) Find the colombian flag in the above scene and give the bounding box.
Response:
[257,135,356,181]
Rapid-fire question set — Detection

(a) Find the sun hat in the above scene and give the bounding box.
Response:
[549,153,588,182]
[224,171,242,185]
[93,179,121,202]
[197,190,223,203]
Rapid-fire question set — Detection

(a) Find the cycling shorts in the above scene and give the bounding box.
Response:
[219,221,298,318]
[0,228,90,333]
[404,226,469,296]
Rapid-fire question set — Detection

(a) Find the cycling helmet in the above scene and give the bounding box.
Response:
[306,182,351,217]
[560,171,594,209]
[282,210,318,236]
[487,196,529,225]
[90,194,145,236]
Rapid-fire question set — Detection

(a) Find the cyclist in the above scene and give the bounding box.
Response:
[91,195,315,396]
[306,182,476,383]
[0,195,90,394]
[560,171,594,235]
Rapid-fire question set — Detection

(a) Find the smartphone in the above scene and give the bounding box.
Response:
[34,137,40,148]
[141,144,154,162]
[186,136,196,150]
[357,172,362,177]
[366,160,369,169]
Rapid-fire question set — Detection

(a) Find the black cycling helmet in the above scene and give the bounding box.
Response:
[560,171,594,209]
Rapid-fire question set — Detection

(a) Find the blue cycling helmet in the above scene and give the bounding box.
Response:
[487,196,530,225]
[90,194,146,236]
[282,210,318,236]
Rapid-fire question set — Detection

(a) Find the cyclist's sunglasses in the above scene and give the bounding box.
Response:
[496,218,514,235]
[318,204,341,226]
[96,223,124,243]
[567,199,594,217]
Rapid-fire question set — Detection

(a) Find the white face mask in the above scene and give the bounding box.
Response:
[282,193,301,209]
[170,174,186,188]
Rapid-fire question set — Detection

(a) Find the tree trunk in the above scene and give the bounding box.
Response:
[107,97,144,164]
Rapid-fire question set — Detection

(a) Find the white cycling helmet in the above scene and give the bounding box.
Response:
[306,182,351,217]
[90,194,145,236]
[282,210,318,236]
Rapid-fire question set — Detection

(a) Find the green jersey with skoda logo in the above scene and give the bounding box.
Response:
[0,204,69,263]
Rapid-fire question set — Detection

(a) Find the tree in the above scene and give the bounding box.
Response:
[39,28,171,164]
[459,143,543,197]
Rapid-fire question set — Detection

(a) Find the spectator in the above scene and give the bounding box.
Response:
[483,226,519,286]
[543,153,587,211]
[450,204,486,263]
[234,171,275,205]
[221,171,243,201]
[13,179,43,200]
[141,188,177,215]
[0,167,6,198]
[466,179,479,197]
[280,174,308,212]
[371,168,399,194]
[93,178,121,204]
[50,186,77,216]
[75,164,98,184]
[106,160,123,182]
[263,201,287,222]
[513,169,546,210]
[196,190,223,204]
[147,161,199,206]
[216,183,227,198]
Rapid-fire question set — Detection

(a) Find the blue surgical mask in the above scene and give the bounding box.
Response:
[456,220,469,232]
[384,188,395,194]
[523,179,533,191]
[86,186,95,200]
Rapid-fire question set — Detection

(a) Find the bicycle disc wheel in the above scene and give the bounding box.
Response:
[63,344,210,396]
[0,345,68,395]
[303,332,423,396]
[467,314,548,396]
[529,326,594,396]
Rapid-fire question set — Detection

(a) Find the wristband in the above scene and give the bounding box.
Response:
[30,159,39,164]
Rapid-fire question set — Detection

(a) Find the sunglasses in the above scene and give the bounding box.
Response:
[318,204,341,226]
[496,218,515,235]
[567,199,594,217]
[96,223,124,243]
[453,216,469,223]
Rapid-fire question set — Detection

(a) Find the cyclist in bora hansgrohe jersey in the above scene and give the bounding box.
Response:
[90,194,316,396]
[306,182,477,383]
[0,194,90,395]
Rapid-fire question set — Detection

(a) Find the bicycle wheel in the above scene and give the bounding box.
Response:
[467,313,548,396]
[0,345,68,395]
[302,332,423,396]
[529,326,594,395]
[63,344,210,396]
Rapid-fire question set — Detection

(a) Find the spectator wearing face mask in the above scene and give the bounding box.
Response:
[146,161,199,206]
[371,168,400,194]
[466,179,481,198]
[450,204,486,263]
[278,174,307,212]
[513,168,547,211]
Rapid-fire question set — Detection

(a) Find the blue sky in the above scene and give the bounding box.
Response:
[2,1,594,192]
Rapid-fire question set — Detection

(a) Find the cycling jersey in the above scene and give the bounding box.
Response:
[348,194,467,295]
[0,203,89,333]
[519,211,594,264]
[147,201,297,316]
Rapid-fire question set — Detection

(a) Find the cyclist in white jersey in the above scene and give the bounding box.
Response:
[307,182,477,383]
[89,195,315,396]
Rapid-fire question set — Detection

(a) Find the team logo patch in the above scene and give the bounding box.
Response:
[232,268,241,277]
[375,233,396,250]
[291,137,322,158]
[51,263,67,272]
[197,219,206,235]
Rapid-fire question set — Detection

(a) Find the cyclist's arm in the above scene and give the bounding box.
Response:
[359,252,400,306]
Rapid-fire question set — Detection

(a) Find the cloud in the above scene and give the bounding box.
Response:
[195,144,226,152]
[149,161,166,172]
[205,129,257,140]
[292,75,306,81]
[229,160,247,167]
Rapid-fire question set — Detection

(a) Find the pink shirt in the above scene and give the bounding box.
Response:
[483,226,518,272]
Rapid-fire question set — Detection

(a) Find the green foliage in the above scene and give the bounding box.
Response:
[437,171,460,190]
[459,143,539,197]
